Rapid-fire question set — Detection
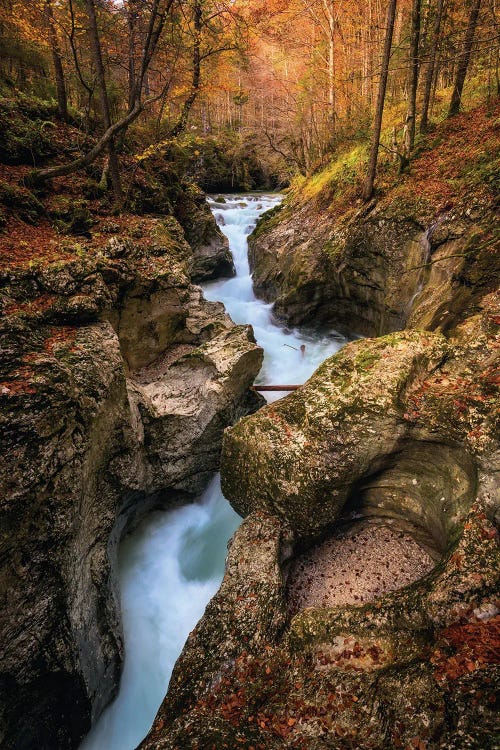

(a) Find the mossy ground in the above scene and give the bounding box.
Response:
[272,102,499,226]
[0,94,221,275]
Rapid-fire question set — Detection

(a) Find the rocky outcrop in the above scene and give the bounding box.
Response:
[0,218,262,750]
[140,291,499,748]
[248,107,499,338]
[174,184,235,282]
[249,199,498,338]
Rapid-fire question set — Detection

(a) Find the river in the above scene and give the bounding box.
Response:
[81,194,348,750]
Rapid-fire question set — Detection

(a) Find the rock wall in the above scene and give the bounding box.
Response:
[248,106,499,339]
[174,184,235,282]
[0,218,262,750]
[248,199,497,339]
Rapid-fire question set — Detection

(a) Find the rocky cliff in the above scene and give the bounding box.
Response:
[139,106,499,749]
[248,106,499,338]
[0,211,262,750]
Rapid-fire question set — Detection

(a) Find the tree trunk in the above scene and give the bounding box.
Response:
[169,0,202,138]
[31,103,143,184]
[45,0,68,121]
[322,0,336,133]
[404,0,421,157]
[420,0,445,132]
[448,0,482,117]
[363,0,398,201]
[127,0,139,111]
[31,1,175,187]
[85,0,122,202]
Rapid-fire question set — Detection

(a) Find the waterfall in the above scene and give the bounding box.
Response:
[81,194,348,750]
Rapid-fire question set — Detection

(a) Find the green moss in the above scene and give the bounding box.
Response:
[290,145,367,204]
[320,237,343,263]
[354,349,381,372]
[0,96,57,164]
[0,180,44,223]
[49,197,93,236]
[250,202,285,240]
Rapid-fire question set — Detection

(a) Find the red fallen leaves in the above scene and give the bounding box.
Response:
[0,218,68,269]
[480,527,498,541]
[193,650,369,743]
[449,552,464,567]
[316,641,383,669]
[0,365,37,396]
[44,326,77,355]
[405,738,428,750]
[4,293,59,316]
[406,359,498,428]
[431,615,500,683]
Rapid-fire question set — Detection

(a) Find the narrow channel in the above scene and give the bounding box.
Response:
[81,194,349,750]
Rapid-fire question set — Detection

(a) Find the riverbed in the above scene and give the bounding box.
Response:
[81,194,348,750]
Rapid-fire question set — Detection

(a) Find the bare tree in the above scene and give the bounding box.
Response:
[404,0,421,158]
[448,0,482,116]
[420,0,446,132]
[45,0,68,122]
[363,0,398,201]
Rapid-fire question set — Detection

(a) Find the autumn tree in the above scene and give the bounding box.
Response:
[404,0,421,158]
[44,0,68,121]
[363,0,398,201]
[33,0,177,186]
[85,0,122,200]
[448,0,483,116]
[420,0,446,133]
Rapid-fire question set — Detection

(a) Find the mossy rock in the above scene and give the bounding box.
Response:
[0,97,57,164]
[48,196,93,236]
[0,180,44,223]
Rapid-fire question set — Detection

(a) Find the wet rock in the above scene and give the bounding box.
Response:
[0,219,262,750]
[174,183,235,282]
[141,293,499,749]
[248,197,498,339]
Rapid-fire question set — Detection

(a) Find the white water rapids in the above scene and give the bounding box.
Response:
[81,194,348,750]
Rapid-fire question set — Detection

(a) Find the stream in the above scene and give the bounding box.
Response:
[81,194,349,750]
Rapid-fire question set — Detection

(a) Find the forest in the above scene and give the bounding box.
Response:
[0,0,498,197]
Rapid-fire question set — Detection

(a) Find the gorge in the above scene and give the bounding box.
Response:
[0,3,498,745]
[80,194,350,750]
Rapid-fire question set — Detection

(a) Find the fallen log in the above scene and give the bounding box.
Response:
[251,385,300,392]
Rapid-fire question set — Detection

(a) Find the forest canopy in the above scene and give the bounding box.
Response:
[0,0,498,199]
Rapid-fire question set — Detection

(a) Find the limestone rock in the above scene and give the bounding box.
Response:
[174,184,235,282]
[0,220,262,750]
[141,296,499,749]
[248,199,498,339]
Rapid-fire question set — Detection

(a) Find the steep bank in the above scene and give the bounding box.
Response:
[248,105,499,337]
[0,99,262,750]
[139,107,499,750]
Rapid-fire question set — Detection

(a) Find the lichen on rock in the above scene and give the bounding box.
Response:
[0,216,263,750]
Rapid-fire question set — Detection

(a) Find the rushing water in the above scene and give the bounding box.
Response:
[81,194,348,750]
